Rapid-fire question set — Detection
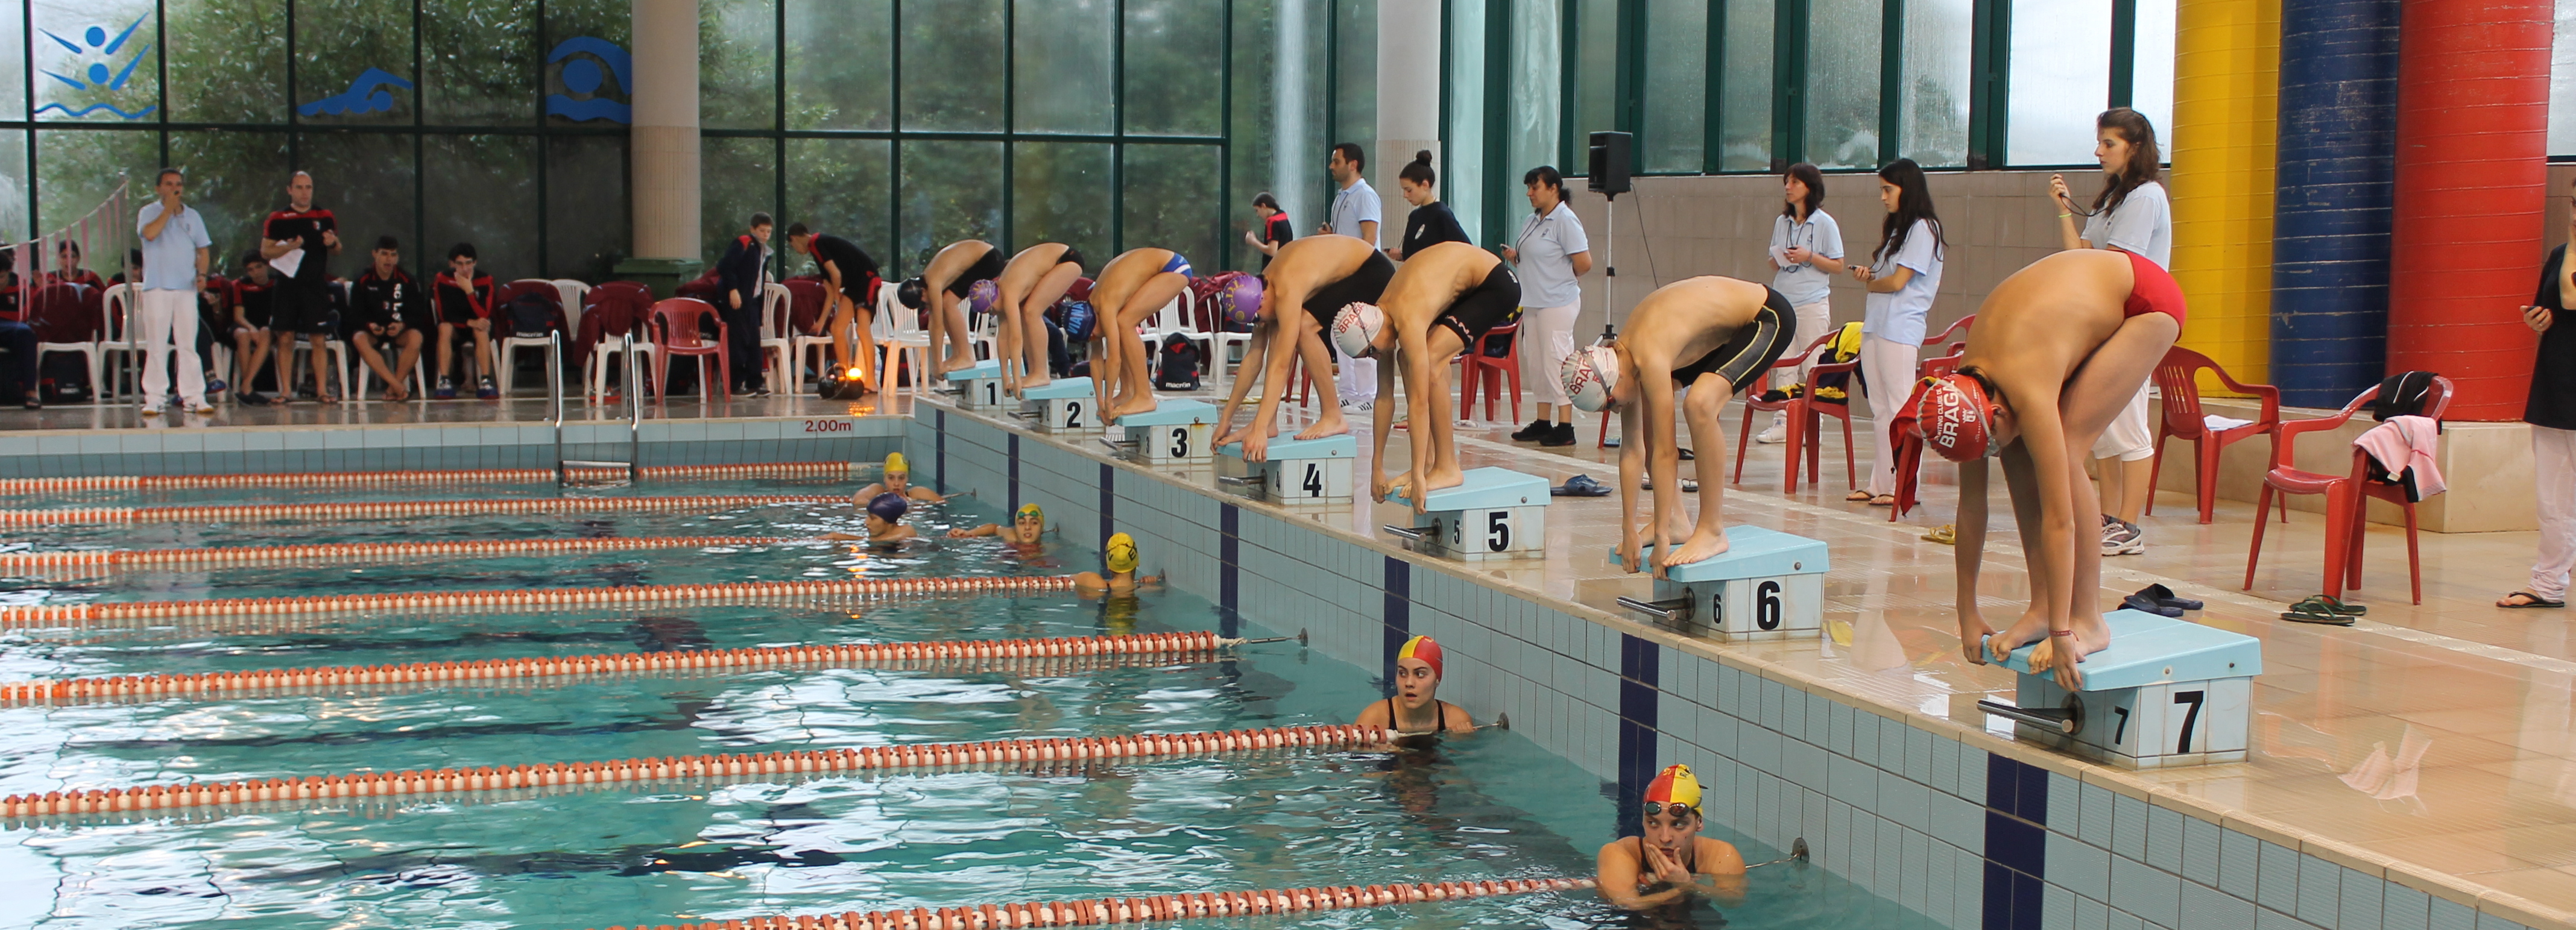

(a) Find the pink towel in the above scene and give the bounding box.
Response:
[2353,415,2444,499]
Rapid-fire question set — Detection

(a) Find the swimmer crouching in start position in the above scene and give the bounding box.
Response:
[1904,248,2183,690]
[1560,276,1797,571]
[950,503,1049,544]
[856,453,946,503]
[1355,635,1476,735]
[1074,532,1163,595]
[1333,241,1521,509]
[1597,764,1747,911]
[1216,234,1392,459]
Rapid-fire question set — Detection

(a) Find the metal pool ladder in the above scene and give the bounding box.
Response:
[552,330,643,485]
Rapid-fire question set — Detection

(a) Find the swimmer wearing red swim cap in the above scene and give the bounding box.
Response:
[1923,248,2182,691]
[1596,764,1748,911]
[1354,635,1476,735]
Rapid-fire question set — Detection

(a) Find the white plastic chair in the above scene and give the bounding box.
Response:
[356,350,428,401]
[756,282,796,393]
[98,283,145,401]
[967,304,1001,363]
[873,286,931,397]
[588,331,655,400]
[1214,323,1255,377]
[493,280,563,397]
[551,279,590,338]
[285,336,353,400]
[789,287,839,395]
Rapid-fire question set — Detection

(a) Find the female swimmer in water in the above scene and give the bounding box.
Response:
[1074,532,1163,595]
[949,502,1049,546]
[1909,247,2182,690]
[1353,635,1476,735]
[854,452,947,503]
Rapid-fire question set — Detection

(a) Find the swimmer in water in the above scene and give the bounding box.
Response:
[854,452,945,503]
[1354,635,1476,735]
[1901,248,2183,690]
[862,492,917,544]
[1597,764,1748,911]
[1332,242,1521,511]
[1561,276,1798,573]
[949,502,1049,544]
[1073,532,1161,595]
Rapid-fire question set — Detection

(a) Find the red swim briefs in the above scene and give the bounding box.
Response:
[2121,249,2187,325]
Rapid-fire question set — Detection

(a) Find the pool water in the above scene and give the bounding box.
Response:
[0,482,1937,930]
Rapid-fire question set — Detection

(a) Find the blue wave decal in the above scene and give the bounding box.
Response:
[546,37,632,93]
[298,67,413,116]
[546,96,632,124]
[33,102,159,119]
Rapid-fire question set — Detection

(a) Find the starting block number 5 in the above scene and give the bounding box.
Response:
[1444,509,1523,554]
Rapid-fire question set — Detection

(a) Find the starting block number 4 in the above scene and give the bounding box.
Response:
[1268,459,1354,501]
[1427,507,1543,558]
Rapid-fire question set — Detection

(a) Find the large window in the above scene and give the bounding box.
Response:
[2,0,1260,281]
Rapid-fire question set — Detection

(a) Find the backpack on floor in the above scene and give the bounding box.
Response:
[1154,333,1201,391]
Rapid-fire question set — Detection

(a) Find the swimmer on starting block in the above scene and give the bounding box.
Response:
[1074,532,1163,595]
[854,453,945,503]
[1904,248,2183,690]
[1331,241,1521,511]
[1560,277,1798,572]
[1216,234,1394,459]
[1597,764,1749,911]
[1354,635,1476,735]
[949,503,1049,545]
[992,243,1085,394]
[920,240,1007,374]
[1086,247,1197,419]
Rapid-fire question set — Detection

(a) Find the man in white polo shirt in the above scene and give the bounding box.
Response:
[134,168,215,416]
[1322,142,1381,410]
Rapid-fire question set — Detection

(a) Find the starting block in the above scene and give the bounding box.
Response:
[1018,377,1099,432]
[1979,609,2260,769]
[1609,527,1830,640]
[1112,400,1220,463]
[945,361,1005,409]
[1217,433,1357,505]
[1384,467,1548,561]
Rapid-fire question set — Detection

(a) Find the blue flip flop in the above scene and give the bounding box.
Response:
[1552,474,1612,497]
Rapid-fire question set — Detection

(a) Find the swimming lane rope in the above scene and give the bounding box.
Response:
[0,535,809,572]
[582,878,1596,930]
[0,576,1075,629]
[0,462,854,494]
[0,630,1307,704]
[0,495,845,527]
[1,723,1399,823]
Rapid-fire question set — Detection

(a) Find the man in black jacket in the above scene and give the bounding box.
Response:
[345,236,429,401]
[786,222,883,392]
[715,212,774,396]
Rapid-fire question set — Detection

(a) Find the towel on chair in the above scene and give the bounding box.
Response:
[2354,415,2445,502]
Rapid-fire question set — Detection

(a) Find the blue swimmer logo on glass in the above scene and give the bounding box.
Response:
[546,37,633,124]
[299,68,415,116]
[35,14,158,119]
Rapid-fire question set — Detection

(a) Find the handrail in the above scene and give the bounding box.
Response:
[622,331,642,480]
[548,329,566,484]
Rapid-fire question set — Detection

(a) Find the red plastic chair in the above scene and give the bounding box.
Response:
[1460,322,1522,424]
[1919,314,1974,360]
[2244,376,2453,605]
[646,297,729,401]
[1733,331,1835,485]
[1782,341,1862,495]
[2147,347,2284,524]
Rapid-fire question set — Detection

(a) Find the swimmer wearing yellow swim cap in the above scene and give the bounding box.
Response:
[856,451,947,503]
[1597,764,1747,911]
[1075,531,1161,595]
[1355,635,1476,735]
[950,502,1049,544]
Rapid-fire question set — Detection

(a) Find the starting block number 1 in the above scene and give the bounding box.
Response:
[978,380,1002,407]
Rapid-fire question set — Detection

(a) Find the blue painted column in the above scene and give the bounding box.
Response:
[2268,0,2400,407]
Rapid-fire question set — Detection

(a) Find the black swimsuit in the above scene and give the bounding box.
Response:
[947,245,1008,298]
[1435,262,1523,348]
[1301,251,1398,331]
[1377,696,1460,739]
[1669,285,1797,393]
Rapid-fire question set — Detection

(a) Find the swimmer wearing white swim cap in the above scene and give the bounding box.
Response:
[1328,242,1521,514]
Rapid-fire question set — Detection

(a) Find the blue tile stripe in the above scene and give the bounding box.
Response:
[1615,633,1661,838]
[1098,462,1116,549]
[1007,433,1021,513]
[1218,504,1240,637]
[1982,753,2050,930]
[1381,556,1410,691]
[935,409,947,492]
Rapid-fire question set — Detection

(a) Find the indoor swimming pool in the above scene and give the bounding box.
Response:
[0,479,1930,929]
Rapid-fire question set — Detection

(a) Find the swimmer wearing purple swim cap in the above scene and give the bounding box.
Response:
[862,491,918,543]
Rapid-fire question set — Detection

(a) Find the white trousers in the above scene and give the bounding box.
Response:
[1336,342,1377,403]
[1858,336,1918,496]
[1520,300,1580,407]
[139,287,206,409]
[2532,426,2576,601]
[2091,385,2155,462]
[1772,298,1833,427]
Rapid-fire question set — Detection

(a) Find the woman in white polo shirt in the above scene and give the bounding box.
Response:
[1849,158,1946,506]
[1760,163,1846,444]
[1503,165,1594,447]
[2050,108,2173,557]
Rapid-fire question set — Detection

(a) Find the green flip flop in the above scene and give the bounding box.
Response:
[2288,595,2366,617]
[2279,606,2355,626]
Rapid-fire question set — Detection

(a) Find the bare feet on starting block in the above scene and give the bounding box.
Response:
[1296,409,1352,441]
[1111,395,1159,419]
[1018,372,1052,392]
[1228,423,1284,462]
[1377,471,1412,505]
[1414,462,1466,511]
[1661,526,1733,569]
[935,353,980,376]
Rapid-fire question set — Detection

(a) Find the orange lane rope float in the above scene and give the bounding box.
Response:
[0,576,1079,629]
[0,462,855,495]
[0,495,846,528]
[0,535,811,573]
[1,723,1396,823]
[0,630,1310,705]
[578,878,1597,930]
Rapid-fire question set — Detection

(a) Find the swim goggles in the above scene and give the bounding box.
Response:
[1640,801,1697,819]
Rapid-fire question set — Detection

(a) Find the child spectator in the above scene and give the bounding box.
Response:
[345,236,429,401]
[230,253,281,404]
[432,242,498,399]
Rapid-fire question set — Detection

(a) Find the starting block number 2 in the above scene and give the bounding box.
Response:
[1044,398,1088,430]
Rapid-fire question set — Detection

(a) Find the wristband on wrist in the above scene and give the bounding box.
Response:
[2057,212,2073,219]
[2050,629,2074,637]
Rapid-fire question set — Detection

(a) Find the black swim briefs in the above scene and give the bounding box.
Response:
[1669,285,1797,394]
[945,246,1008,298]
[1435,262,1522,348]
[1301,250,1397,331]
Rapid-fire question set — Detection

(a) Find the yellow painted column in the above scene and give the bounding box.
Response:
[2167,0,2279,383]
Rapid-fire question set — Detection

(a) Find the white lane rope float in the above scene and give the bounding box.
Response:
[0,576,1078,630]
[0,462,855,495]
[0,494,848,528]
[576,878,1597,930]
[0,535,813,573]
[0,630,1312,705]
[2,723,1407,825]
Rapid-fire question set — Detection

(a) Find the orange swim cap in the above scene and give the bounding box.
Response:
[1396,635,1444,679]
[1913,373,1997,462]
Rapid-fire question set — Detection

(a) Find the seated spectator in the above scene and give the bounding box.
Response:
[432,242,498,400]
[344,236,429,401]
[0,268,36,409]
[45,240,105,291]
[230,253,282,404]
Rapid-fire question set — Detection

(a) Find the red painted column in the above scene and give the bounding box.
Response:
[2385,0,2554,420]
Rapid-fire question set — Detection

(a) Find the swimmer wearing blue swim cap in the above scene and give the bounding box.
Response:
[949,502,1049,545]
[861,491,917,542]
[856,451,945,503]
[1074,531,1161,595]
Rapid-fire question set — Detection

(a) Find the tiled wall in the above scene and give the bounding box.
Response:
[0,418,903,477]
[913,406,2555,930]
